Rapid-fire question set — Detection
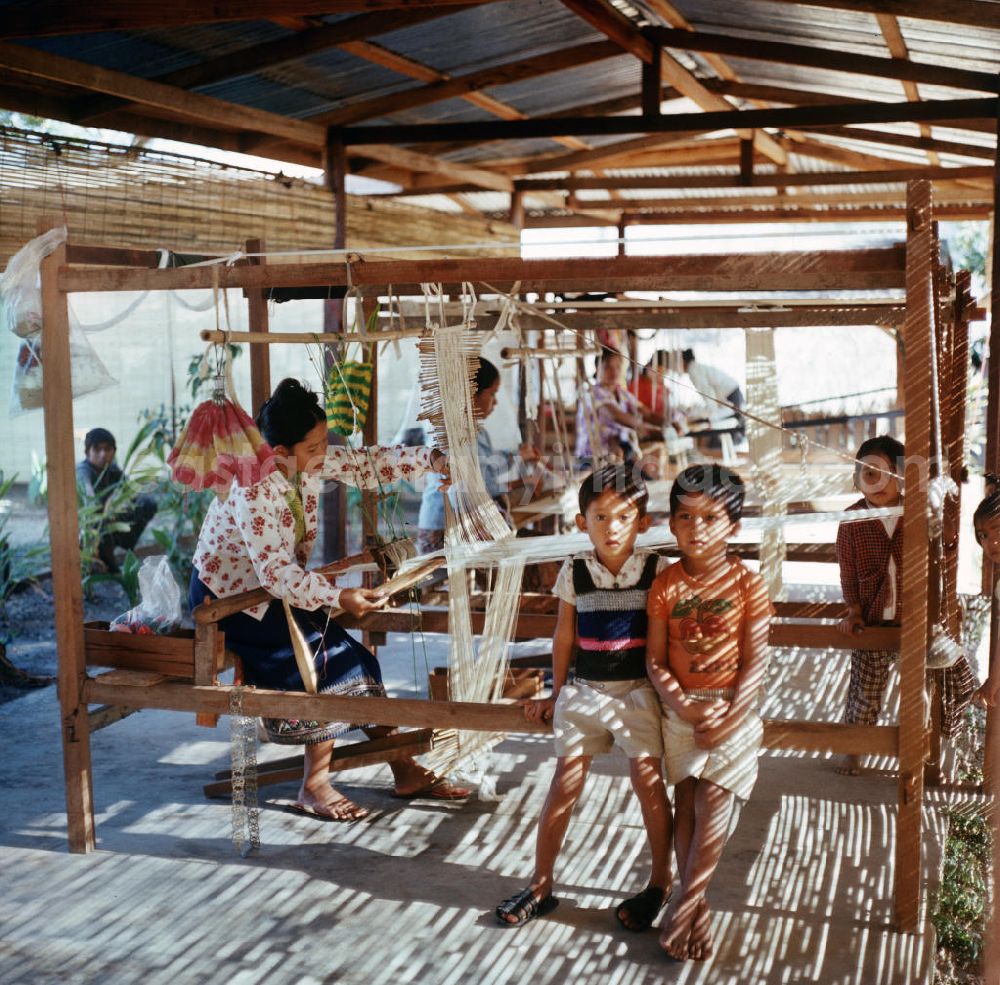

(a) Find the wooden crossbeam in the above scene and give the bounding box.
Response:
[0,0,491,39]
[875,13,940,167]
[0,42,325,148]
[559,0,787,165]
[512,165,994,192]
[339,97,997,144]
[316,40,621,126]
[761,0,1000,31]
[646,26,1000,94]
[795,125,996,162]
[74,8,465,125]
[58,247,908,295]
[349,143,512,192]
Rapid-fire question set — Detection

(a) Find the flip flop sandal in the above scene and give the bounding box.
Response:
[391,778,471,800]
[615,886,671,932]
[495,887,560,928]
[284,800,369,823]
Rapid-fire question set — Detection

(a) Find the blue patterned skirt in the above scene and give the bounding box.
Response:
[190,574,386,745]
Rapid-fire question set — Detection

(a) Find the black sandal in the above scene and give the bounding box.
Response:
[495,887,559,927]
[615,886,670,932]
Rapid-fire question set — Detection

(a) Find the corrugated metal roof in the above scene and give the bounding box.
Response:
[0,0,995,212]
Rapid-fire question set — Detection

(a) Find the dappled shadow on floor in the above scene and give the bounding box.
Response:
[0,639,939,984]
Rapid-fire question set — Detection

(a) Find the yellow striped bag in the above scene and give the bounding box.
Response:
[325,360,373,436]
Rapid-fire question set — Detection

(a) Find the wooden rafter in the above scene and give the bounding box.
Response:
[0,42,325,148]
[761,0,1000,31]
[875,13,939,166]
[75,8,467,125]
[350,143,512,192]
[785,134,946,172]
[797,125,995,162]
[559,0,788,166]
[646,26,1000,94]
[0,0,492,39]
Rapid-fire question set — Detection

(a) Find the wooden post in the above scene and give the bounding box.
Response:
[986,98,1000,985]
[323,128,348,562]
[739,136,755,186]
[895,179,934,932]
[509,190,525,231]
[745,327,785,597]
[39,220,96,853]
[641,36,662,118]
[244,237,271,416]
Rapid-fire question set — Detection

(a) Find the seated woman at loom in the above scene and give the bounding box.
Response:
[189,378,469,821]
[575,349,663,472]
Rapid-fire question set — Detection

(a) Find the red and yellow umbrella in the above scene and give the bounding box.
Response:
[168,394,274,498]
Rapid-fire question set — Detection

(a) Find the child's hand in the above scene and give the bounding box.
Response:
[974,677,1000,708]
[837,615,865,637]
[521,696,555,724]
[683,698,727,728]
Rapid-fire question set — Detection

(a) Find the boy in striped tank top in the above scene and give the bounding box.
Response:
[495,465,673,932]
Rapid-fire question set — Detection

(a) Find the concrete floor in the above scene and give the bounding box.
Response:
[0,632,947,985]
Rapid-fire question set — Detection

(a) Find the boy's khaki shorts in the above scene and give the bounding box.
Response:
[661,699,763,801]
[553,679,664,759]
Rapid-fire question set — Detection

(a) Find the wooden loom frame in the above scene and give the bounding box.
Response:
[38,180,969,932]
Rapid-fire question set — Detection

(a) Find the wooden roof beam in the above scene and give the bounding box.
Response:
[0,1,492,40]
[0,42,325,148]
[313,39,619,130]
[510,165,994,192]
[349,143,513,193]
[74,8,468,125]
[341,97,997,144]
[761,0,1000,32]
[646,26,1000,94]
[875,14,939,166]
[798,124,995,162]
[559,0,787,165]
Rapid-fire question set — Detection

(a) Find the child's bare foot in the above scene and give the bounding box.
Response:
[293,782,369,821]
[835,754,860,776]
[659,895,700,960]
[687,899,713,961]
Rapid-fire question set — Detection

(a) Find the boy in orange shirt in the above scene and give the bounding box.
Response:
[647,463,772,961]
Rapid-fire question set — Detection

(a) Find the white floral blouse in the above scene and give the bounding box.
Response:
[193,444,435,620]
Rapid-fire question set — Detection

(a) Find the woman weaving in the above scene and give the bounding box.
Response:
[189,378,469,821]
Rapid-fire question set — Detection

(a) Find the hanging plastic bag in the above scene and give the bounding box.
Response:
[2,227,116,415]
[110,555,183,634]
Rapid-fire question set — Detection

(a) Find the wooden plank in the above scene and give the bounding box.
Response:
[245,238,271,416]
[88,705,139,731]
[204,729,436,797]
[74,9,466,123]
[342,98,997,146]
[894,179,935,932]
[759,0,1000,31]
[59,247,908,295]
[646,26,1000,95]
[0,43,325,148]
[193,622,224,728]
[797,125,996,163]
[39,222,95,854]
[316,41,621,126]
[511,166,995,192]
[762,720,898,756]
[615,204,991,224]
[349,143,513,193]
[1,1,490,38]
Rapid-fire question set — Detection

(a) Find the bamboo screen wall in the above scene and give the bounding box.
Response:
[0,126,517,265]
[0,126,517,480]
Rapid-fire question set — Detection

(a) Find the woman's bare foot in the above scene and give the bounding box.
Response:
[659,895,700,960]
[295,781,369,821]
[835,754,860,776]
[687,899,713,961]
